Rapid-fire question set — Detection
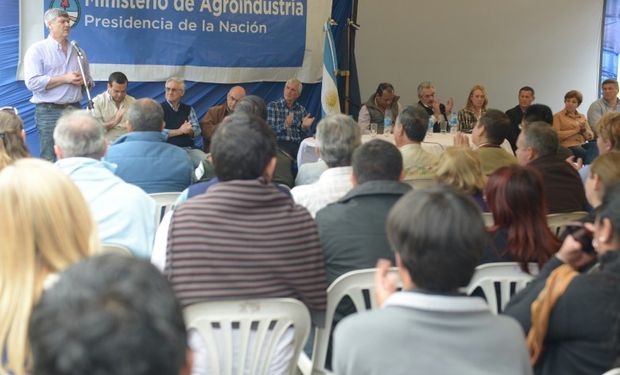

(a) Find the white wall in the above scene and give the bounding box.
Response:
[356,0,604,114]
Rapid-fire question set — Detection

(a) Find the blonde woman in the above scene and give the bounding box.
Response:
[579,112,620,182]
[436,146,487,210]
[552,90,594,162]
[0,110,30,170]
[458,84,488,133]
[0,159,99,375]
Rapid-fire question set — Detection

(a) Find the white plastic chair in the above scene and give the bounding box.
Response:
[101,243,133,256]
[404,176,437,190]
[602,368,620,375]
[547,211,588,236]
[184,298,311,375]
[465,262,539,314]
[299,267,401,375]
[149,192,181,227]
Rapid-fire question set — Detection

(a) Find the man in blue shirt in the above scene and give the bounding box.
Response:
[267,78,314,158]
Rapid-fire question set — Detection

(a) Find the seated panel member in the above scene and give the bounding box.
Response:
[92,71,136,142]
[358,82,402,134]
[416,81,454,133]
[199,85,245,152]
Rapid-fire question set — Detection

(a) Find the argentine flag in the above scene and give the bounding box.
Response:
[321,21,341,116]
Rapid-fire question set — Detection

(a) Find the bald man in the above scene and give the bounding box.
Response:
[199,86,246,152]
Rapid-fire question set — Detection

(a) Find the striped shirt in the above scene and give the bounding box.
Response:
[165,179,327,320]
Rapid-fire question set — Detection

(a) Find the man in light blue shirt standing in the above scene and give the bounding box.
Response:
[24,8,92,161]
[54,110,156,258]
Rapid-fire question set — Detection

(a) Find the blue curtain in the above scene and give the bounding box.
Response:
[0,0,354,157]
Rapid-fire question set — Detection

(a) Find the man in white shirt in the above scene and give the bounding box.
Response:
[92,71,136,142]
[291,114,361,217]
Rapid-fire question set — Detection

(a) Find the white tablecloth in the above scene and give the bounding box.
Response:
[297,133,513,166]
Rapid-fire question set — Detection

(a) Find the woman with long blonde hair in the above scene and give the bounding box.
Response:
[0,159,99,375]
[435,146,488,211]
[457,84,488,133]
[0,110,30,170]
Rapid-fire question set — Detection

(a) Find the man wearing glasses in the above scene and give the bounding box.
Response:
[199,86,246,152]
[161,77,205,167]
[23,8,93,161]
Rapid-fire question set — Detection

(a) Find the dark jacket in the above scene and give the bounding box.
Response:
[315,180,411,285]
[506,105,525,153]
[528,155,587,213]
[504,251,620,375]
[417,100,447,133]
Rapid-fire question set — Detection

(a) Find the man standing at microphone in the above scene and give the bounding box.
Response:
[24,8,92,161]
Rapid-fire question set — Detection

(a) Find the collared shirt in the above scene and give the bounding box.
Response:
[55,157,156,258]
[399,143,438,178]
[24,35,93,104]
[161,100,201,144]
[552,110,593,148]
[291,166,353,217]
[267,98,309,143]
[587,97,620,133]
[92,91,136,141]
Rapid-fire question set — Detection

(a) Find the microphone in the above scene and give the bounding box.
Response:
[71,40,84,59]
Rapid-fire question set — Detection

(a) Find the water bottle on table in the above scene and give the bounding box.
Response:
[427,116,434,137]
[449,112,458,134]
[384,109,393,134]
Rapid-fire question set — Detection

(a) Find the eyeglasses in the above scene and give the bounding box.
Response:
[0,106,18,115]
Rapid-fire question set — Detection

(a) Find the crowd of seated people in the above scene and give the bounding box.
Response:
[5,74,620,375]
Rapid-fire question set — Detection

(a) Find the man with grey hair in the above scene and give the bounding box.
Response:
[267,78,315,157]
[416,81,454,133]
[161,77,206,167]
[24,7,93,161]
[105,98,194,193]
[291,114,361,217]
[54,110,155,257]
[515,121,586,213]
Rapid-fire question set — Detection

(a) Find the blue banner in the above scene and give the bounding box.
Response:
[20,0,330,83]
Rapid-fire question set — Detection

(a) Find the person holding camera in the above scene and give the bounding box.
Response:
[504,181,620,375]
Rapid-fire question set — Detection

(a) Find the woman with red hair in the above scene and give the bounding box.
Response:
[481,165,561,272]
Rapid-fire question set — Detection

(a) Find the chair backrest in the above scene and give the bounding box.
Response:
[184,298,311,375]
[602,368,620,375]
[547,211,588,236]
[149,192,181,226]
[465,262,538,314]
[404,176,437,190]
[101,243,133,256]
[305,268,400,374]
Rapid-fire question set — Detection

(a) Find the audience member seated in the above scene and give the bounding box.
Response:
[415,81,454,133]
[333,187,532,375]
[161,77,206,167]
[0,159,98,375]
[106,98,194,193]
[0,109,30,170]
[199,85,245,152]
[267,78,314,158]
[92,71,136,142]
[580,112,620,182]
[358,82,402,134]
[291,114,361,217]
[586,153,620,211]
[458,84,488,133]
[587,78,620,133]
[29,254,192,375]
[163,113,327,375]
[435,146,488,211]
[454,109,517,175]
[317,139,411,285]
[393,105,438,178]
[481,165,560,272]
[504,184,620,375]
[515,122,586,213]
[552,90,594,162]
[523,104,572,160]
[505,86,535,153]
[53,110,156,257]
[295,158,327,186]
